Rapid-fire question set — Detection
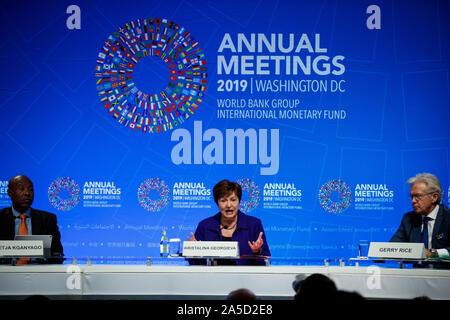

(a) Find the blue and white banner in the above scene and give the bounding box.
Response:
[0,0,449,262]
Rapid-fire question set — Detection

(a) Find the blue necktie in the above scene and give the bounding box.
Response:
[421,216,431,249]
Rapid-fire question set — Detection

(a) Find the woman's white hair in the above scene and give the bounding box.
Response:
[407,173,442,202]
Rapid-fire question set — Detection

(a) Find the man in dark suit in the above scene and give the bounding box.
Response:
[0,175,64,264]
[391,173,450,261]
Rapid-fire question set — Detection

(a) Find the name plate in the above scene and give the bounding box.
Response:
[0,240,44,257]
[368,242,426,259]
[182,241,239,258]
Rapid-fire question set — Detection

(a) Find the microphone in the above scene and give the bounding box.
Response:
[222,225,228,229]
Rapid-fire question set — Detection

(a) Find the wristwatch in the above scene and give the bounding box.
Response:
[431,249,439,258]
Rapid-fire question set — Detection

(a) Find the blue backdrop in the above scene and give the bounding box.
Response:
[0,0,449,263]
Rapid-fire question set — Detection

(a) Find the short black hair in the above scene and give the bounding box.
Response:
[213,180,242,204]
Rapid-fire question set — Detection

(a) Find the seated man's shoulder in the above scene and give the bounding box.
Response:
[394,211,420,227]
[401,210,418,218]
[31,209,57,219]
[442,205,450,215]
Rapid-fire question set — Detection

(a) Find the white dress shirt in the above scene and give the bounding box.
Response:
[423,205,449,257]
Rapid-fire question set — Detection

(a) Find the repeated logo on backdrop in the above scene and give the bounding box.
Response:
[0,180,10,207]
[48,177,122,211]
[95,17,208,133]
[237,178,261,213]
[137,178,170,212]
[45,177,403,214]
[318,179,352,214]
[317,180,398,214]
[48,177,81,211]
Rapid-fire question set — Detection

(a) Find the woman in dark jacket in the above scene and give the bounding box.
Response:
[187,180,270,265]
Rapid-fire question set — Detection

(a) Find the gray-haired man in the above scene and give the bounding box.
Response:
[391,173,450,259]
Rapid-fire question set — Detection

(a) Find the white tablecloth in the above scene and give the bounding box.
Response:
[1,265,449,299]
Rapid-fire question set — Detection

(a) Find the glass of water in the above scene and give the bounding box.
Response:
[169,238,181,257]
[358,240,369,259]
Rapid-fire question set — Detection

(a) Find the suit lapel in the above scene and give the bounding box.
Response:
[7,207,15,238]
[411,223,422,243]
[30,209,42,235]
[432,206,444,247]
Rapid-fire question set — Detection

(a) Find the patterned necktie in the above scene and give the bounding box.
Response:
[421,216,431,249]
[17,214,30,265]
[18,214,28,235]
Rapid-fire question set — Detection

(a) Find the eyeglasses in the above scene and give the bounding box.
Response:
[409,192,434,201]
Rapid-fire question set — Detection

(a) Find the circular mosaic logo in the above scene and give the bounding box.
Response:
[318,179,352,214]
[95,18,208,133]
[48,177,81,211]
[237,178,261,213]
[137,178,170,212]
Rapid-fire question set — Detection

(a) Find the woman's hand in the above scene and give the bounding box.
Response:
[248,232,264,254]
[187,232,197,241]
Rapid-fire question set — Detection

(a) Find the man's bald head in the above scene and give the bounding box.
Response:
[8,175,34,213]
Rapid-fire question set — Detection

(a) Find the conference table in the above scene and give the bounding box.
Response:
[1,258,450,300]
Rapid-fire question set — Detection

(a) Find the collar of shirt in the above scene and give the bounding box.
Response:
[425,204,439,221]
[11,206,31,219]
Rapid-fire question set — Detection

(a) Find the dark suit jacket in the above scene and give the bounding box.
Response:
[390,205,450,253]
[0,207,64,264]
